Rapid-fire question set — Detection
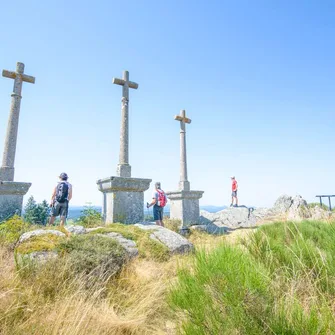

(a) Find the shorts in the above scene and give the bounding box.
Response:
[153,204,163,221]
[52,200,69,218]
[232,191,238,197]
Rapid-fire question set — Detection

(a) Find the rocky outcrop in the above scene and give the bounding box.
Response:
[18,229,66,244]
[96,232,138,258]
[199,207,258,230]
[135,223,194,254]
[65,225,86,235]
[196,195,333,235]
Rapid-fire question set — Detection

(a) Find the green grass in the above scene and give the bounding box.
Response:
[89,223,170,261]
[170,221,335,334]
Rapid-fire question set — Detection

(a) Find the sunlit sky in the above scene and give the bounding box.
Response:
[0,0,334,208]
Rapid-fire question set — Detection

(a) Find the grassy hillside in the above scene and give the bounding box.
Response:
[1,218,335,334]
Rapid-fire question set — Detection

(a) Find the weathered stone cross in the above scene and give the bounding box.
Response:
[112,70,138,178]
[0,62,35,181]
[175,110,192,191]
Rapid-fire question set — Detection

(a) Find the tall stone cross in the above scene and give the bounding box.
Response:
[175,110,191,191]
[112,70,138,178]
[0,62,35,181]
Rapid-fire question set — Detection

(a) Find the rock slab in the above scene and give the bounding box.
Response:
[135,223,194,254]
[19,229,66,244]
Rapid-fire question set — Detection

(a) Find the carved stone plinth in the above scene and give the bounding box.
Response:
[97,176,151,224]
[0,181,31,221]
[166,190,204,227]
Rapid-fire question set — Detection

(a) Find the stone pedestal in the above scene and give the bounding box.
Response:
[166,190,204,227]
[97,176,151,224]
[0,181,31,221]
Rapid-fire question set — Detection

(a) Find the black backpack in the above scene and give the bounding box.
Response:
[56,182,69,203]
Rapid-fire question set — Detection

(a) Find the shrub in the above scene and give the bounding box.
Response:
[76,204,103,227]
[57,234,126,277]
[0,215,29,248]
[24,196,50,225]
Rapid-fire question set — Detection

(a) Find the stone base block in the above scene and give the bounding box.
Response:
[0,181,31,221]
[97,176,151,224]
[166,190,204,227]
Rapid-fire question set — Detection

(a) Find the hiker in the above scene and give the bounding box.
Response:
[230,176,238,207]
[147,182,167,227]
[49,172,72,226]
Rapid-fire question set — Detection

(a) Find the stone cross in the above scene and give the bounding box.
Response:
[0,62,35,181]
[112,70,138,178]
[175,110,192,191]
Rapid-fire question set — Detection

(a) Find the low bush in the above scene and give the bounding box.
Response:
[76,205,103,227]
[57,234,126,277]
[0,215,30,248]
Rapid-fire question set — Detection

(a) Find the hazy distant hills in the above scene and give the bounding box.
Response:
[68,205,227,220]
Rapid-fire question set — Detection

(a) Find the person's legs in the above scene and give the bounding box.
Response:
[48,202,60,225]
[59,201,68,226]
[60,216,66,226]
[159,208,164,227]
[153,205,160,226]
[48,216,56,226]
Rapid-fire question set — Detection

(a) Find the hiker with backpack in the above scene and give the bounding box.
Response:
[48,172,73,226]
[147,182,167,227]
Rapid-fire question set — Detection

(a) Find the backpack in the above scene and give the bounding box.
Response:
[157,189,167,207]
[56,182,69,203]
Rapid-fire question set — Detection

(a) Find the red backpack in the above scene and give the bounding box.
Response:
[157,189,167,207]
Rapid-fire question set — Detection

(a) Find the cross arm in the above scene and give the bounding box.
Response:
[175,115,192,124]
[2,70,35,84]
[112,78,138,89]
[2,70,16,79]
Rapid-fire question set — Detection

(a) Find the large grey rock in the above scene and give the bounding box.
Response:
[96,232,138,258]
[287,195,311,220]
[65,225,86,235]
[273,195,293,214]
[200,207,257,229]
[190,223,227,235]
[135,223,194,254]
[18,229,66,244]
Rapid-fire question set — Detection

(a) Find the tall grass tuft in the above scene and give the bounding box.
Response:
[170,221,335,334]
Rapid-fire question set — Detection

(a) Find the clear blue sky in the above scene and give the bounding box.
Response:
[0,0,334,208]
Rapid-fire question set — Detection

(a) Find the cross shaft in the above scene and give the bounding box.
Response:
[112,70,138,178]
[0,62,35,181]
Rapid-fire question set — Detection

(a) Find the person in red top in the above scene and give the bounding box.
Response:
[230,176,238,207]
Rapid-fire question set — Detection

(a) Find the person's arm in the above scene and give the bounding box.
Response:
[147,192,157,208]
[68,185,73,201]
[50,187,56,206]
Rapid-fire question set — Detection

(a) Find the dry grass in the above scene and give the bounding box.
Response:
[0,240,184,335]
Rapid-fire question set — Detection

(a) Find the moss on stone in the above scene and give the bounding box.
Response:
[15,234,64,255]
[89,224,170,261]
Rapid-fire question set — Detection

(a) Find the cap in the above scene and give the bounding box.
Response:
[231,176,235,179]
[59,172,68,180]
